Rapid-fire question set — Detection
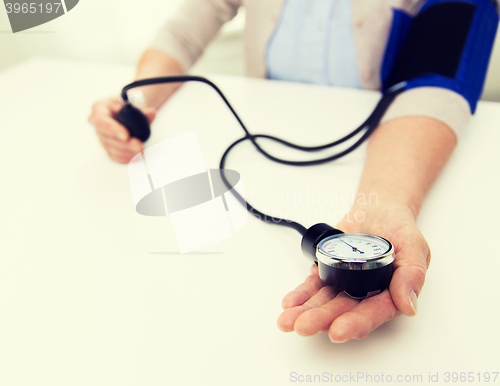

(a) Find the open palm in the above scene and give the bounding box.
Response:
[277,202,430,343]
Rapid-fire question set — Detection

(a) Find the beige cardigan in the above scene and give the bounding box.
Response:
[150,0,478,137]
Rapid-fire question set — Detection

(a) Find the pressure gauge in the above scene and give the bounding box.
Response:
[317,233,394,298]
[301,223,394,299]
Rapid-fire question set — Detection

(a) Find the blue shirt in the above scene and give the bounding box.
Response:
[266,0,362,88]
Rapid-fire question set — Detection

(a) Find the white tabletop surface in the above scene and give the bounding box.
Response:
[1,58,499,386]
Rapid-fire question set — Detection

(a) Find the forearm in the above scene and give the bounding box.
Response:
[355,116,457,218]
[133,49,185,110]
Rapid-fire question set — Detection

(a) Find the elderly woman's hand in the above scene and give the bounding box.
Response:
[277,201,430,343]
[88,96,156,164]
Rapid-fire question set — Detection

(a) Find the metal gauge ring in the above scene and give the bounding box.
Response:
[316,233,394,299]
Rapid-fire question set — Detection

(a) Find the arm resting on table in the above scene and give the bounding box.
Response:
[278,115,457,342]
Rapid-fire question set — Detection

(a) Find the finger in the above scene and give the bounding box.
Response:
[107,148,137,164]
[94,114,130,142]
[390,243,429,317]
[128,138,144,153]
[93,98,124,116]
[390,264,426,317]
[98,138,138,164]
[100,136,143,154]
[142,107,156,123]
[278,285,339,332]
[112,154,136,164]
[328,289,401,343]
[107,145,139,160]
[107,98,125,114]
[293,292,360,336]
[89,99,121,124]
[281,264,325,309]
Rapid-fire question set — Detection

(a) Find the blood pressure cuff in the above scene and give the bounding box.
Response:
[381,0,499,113]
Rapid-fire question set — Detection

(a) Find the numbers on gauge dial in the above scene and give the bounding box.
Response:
[320,235,389,259]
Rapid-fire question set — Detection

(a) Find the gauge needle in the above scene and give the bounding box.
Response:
[340,239,364,254]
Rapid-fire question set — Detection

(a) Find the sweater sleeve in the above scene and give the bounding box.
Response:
[380,87,471,139]
[149,0,242,71]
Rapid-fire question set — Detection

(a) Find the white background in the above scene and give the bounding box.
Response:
[0,0,246,76]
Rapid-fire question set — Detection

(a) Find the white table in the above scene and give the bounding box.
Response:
[1,58,499,386]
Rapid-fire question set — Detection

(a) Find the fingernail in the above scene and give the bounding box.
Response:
[117,133,127,141]
[329,331,349,343]
[409,290,418,316]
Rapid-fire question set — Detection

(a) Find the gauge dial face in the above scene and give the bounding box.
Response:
[318,233,391,261]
